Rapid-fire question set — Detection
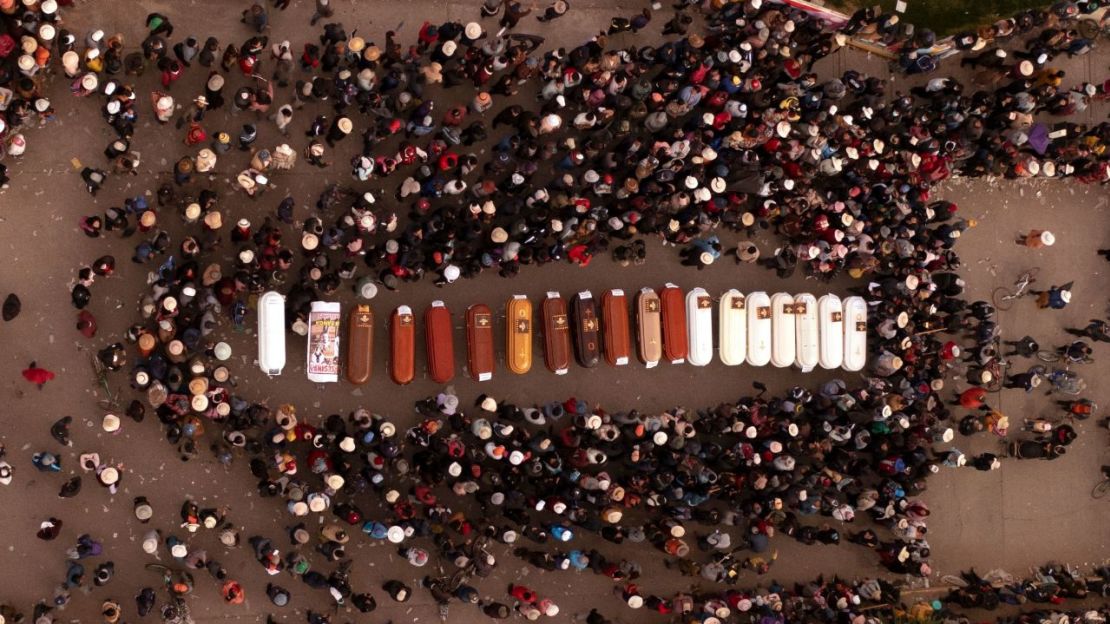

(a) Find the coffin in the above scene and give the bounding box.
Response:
[390,305,416,385]
[466,303,495,382]
[793,293,819,371]
[506,295,533,375]
[659,283,688,364]
[257,291,286,376]
[770,292,796,368]
[307,301,341,382]
[571,291,600,368]
[746,291,771,367]
[346,304,373,384]
[817,294,844,370]
[685,288,713,367]
[636,287,662,368]
[424,301,455,383]
[842,296,868,372]
[542,292,572,375]
[602,289,631,367]
[718,289,746,366]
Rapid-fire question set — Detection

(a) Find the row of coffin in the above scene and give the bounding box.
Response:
[258,286,868,384]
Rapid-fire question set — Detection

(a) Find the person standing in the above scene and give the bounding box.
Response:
[310,0,334,26]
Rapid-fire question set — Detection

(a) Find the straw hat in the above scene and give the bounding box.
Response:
[490,227,509,243]
[100,466,120,485]
[190,395,209,412]
[465,22,483,40]
[203,211,223,230]
[348,36,366,53]
[102,414,121,432]
[337,117,353,134]
[326,474,345,491]
[364,46,381,62]
[207,73,225,91]
[82,74,100,92]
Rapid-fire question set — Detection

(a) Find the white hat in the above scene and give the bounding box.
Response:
[170,543,188,558]
[100,467,120,485]
[442,40,457,57]
[0,462,11,485]
[82,74,100,91]
[207,73,225,91]
[1060,290,1072,303]
[776,121,791,138]
[17,55,35,72]
[490,227,509,243]
[214,342,232,360]
[700,252,715,265]
[508,450,525,465]
[1039,231,1055,246]
[481,396,498,412]
[135,501,154,521]
[302,232,319,250]
[465,22,483,40]
[290,501,309,516]
[447,462,462,477]
[337,117,353,134]
[142,532,159,554]
[326,475,345,491]
[386,525,405,543]
[710,177,726,193]
[307,494,328,513]
[339,437,356,453]
[102,414,121,432]
[627,595,643,609]
[444,265,460,281]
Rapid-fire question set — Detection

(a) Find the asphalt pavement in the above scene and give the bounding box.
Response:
[0,0,1107,622]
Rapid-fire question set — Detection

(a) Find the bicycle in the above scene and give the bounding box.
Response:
[992,267,1039,311]
[90,354,122,411]
[1036,349,1093,365]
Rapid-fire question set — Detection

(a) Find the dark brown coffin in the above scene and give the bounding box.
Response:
[424,301,455,384]
[659,283,688,363]
[346,304,373,385]
[602,289,631,366]
[466,303,495,382]
[390,305,415,385]
[542,292,572,374]
[636,287,663,366]
[571,290,600,368]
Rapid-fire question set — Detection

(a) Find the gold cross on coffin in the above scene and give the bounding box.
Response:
[584,318,596,331]
[516,319,529,332]
[647,300,658,312]
[477,317,490,327]
[358,313,371,323]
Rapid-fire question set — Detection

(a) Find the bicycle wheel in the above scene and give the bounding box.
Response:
[1036,350,1062,362]
[1093,479,1110,500]
[992,287,1016,311]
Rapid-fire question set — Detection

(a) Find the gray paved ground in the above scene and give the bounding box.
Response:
[0,0,1107,622]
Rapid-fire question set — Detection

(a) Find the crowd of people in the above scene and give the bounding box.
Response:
[1,0,1108,622]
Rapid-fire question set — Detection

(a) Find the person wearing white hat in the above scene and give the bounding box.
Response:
[1019,229,1055,248]
[102,414,121,433]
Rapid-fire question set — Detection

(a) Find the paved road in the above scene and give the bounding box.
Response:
[0,0,1107,622]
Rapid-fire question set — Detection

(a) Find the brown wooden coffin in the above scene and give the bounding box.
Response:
[659,283,688,364]
[602,289,631,366]
[571,290,600,368]
[636,287,662,367]
[506,295,533,375]
[346,304,373,385]
[390,305,415,385]
[542,292,572,375]
[424,301,455,383]
[466,303,495,382]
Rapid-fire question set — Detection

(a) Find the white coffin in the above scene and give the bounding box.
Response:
[306,301,341,382]
[794,293,819,372]
[718,289,746,366]
[685,288,713,367]
[842,296,868,372]
[257,291,286,376]
[770,292,796,368]
[746,291,771,367]
[818,294,844,369]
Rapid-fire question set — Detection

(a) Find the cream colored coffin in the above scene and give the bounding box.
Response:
[817,294,844,370]
[718,289,746,366]
[793,293,819,372]
[746,291,771,367]
[685,288,713,367]
[770,292,796,368]
[842,295,868,372]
